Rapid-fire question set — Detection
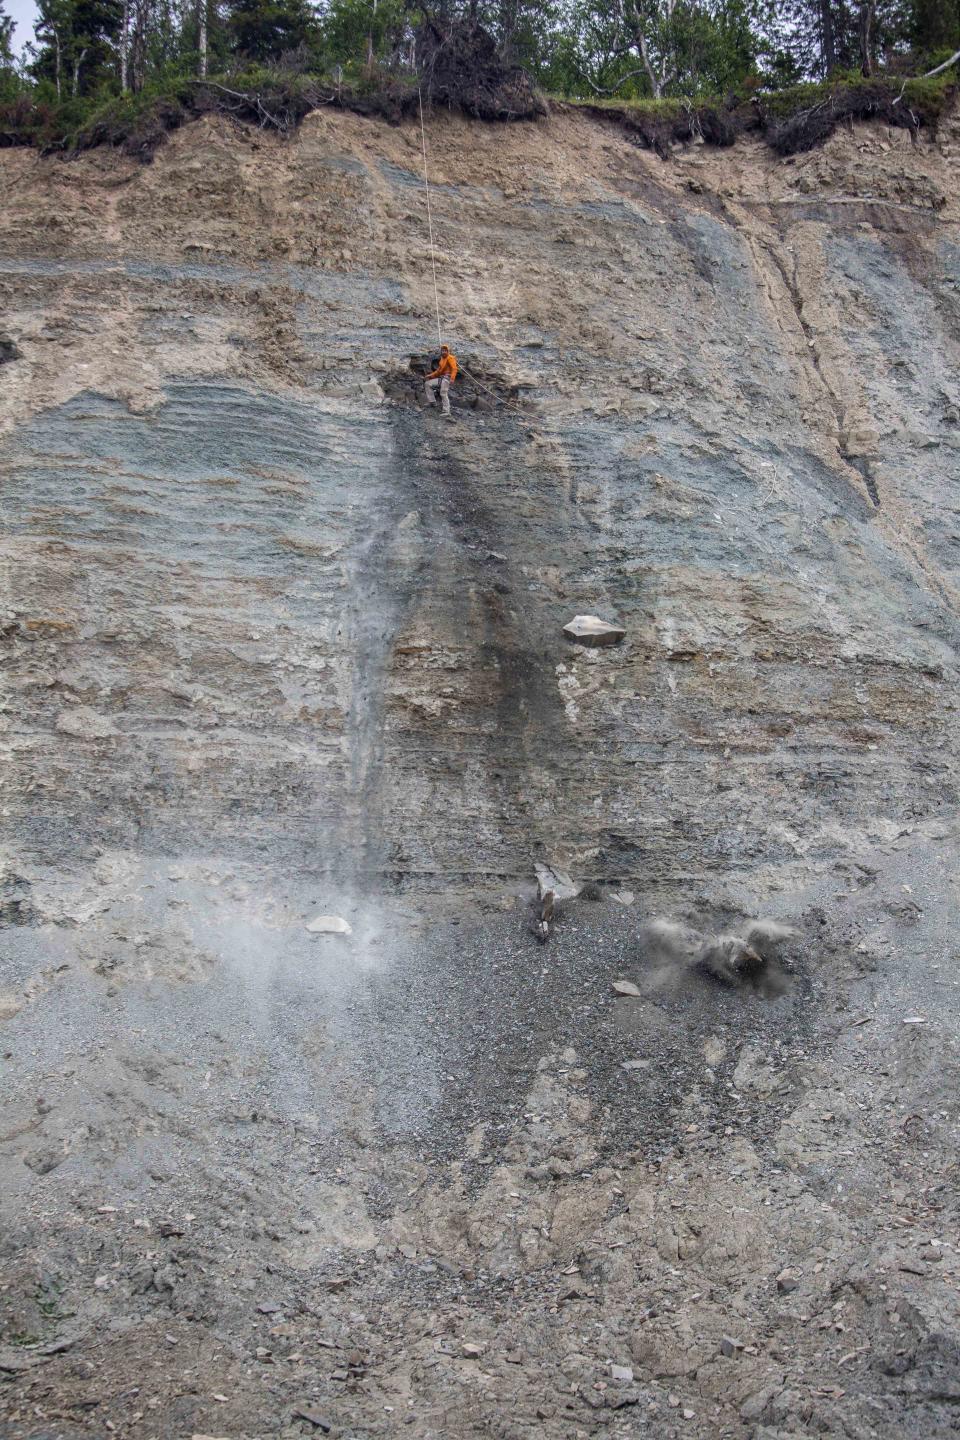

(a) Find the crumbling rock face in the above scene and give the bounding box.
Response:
[0,107,959,1439]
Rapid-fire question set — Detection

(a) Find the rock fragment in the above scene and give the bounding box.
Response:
[292,1408,333,1431]
[562,614,625,647]
[534,862,580,901]
[612,979,641,997]
[306,914,352,935]
[776,1267,799,1294]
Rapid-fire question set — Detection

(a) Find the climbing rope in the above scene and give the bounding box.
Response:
[416,87,527,421]
[417,85,443,351]
[458,362,528,420]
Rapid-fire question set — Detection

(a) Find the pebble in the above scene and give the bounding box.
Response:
[305,914,352,935]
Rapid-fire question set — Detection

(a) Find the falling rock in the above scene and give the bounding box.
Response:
[56,706,119,739]
[720,1335,744,1357]
[461,1341,484,1358]
[612,979,642,998]
[0,994,23,1021]
[610,1363,634,1382]
[562,614,625,647]
[305,914,352,936]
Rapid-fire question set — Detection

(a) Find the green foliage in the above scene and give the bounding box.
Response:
[0,0,15,66]
[227,0,320,62]
[912,0,960,55]
[319,0,407,68]
[1,0,957,156]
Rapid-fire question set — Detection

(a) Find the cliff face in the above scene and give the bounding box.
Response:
[1,107,960,1440]
[2,107,958,894]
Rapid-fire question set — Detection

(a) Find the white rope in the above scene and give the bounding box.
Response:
[417,85,443,350]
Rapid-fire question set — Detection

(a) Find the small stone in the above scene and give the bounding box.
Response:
[462,1341,483,1358]
[720,1335,744,1357]
[563,614,626,647]
[683,1410,695,1420]
[776,1267,799,1294]
[607,1389,640,1409]
[292,1407,333,1432]
[306,914,352,936]
[668,1394,680,1407]
[610,1363,633,1382]
[0,995,22,1021]
[24,1145,64,1175]
[902,1016,927,1025]
[612,979,641,998]
[257,1301,281,1314]
[324,1275,350,1290]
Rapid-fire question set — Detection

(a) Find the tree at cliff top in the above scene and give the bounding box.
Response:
[542,0,771,98]
[30,0,122,96]
[911,0,960,51]
[226,0,321,61]
[0,0,15,65]
[763,0,937,79]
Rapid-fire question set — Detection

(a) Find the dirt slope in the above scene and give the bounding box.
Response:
[1,105,959,1440]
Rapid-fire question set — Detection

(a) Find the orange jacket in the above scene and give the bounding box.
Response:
[428,352,458,383]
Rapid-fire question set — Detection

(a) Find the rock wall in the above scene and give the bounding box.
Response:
[2,107,958,905]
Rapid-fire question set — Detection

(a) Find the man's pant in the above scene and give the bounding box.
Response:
[425,376,451,415]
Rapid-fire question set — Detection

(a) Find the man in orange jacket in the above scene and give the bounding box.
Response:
[424,345,457,418]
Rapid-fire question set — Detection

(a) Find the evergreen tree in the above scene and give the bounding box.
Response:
[226,0,319,61]
[0,0,15,65]
[911,0,960,54]
[32,0,123,96]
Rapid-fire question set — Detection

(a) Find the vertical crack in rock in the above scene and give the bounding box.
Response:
[764,239,882,510]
